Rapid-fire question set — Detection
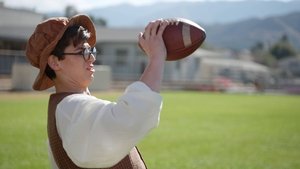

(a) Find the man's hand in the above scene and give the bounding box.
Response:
[138,19,169,92]
[138,19,168,61]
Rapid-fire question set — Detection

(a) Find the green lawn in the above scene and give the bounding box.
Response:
[0,91,299,169]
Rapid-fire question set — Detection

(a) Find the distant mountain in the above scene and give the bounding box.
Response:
[86,0,300,27]
[83,0,300,50]
[205,12,300,50]
[45,0,300,51]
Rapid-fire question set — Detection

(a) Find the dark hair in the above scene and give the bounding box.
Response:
[45,25,91,80]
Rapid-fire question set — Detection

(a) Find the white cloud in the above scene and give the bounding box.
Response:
[3,0,65,12]
[2,0,138,12]
[2,0,292,13]
[2,0,207,12]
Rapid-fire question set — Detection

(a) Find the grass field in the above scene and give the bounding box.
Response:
[0,91,300,169]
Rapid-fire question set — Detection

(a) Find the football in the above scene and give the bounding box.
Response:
[163,18,206,61]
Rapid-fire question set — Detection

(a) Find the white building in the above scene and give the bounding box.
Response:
[0,5,272,91]
[173,49,272,91]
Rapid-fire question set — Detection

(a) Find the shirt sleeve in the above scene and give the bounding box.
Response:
[55,81,162,168]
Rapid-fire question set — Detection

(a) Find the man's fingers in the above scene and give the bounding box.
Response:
[157,20,168,37]
[150,20,161,37]
[144,19,167,39]
[138,32,144,40]
[143,21,155,39]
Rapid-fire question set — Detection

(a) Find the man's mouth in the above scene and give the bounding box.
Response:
[87,66,95,73]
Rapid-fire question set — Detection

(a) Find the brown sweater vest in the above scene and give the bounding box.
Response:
[48,93,147,169]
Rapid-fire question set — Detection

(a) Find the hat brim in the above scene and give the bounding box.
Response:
[33,14,96,91]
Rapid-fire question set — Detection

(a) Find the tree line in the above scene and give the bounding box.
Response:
[251,34,298,68]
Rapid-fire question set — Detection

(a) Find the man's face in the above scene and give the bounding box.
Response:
[57,42,96,89]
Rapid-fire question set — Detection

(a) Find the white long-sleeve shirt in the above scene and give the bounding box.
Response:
[49,81,163,168]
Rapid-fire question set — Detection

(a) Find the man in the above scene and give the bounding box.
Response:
[26,14,168,168]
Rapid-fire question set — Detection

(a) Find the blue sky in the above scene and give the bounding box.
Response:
[2,0,292,13]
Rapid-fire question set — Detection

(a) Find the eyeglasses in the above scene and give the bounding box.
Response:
[62,47,97,61]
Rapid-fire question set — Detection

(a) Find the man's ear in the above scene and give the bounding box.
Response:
[48,55,61,71]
